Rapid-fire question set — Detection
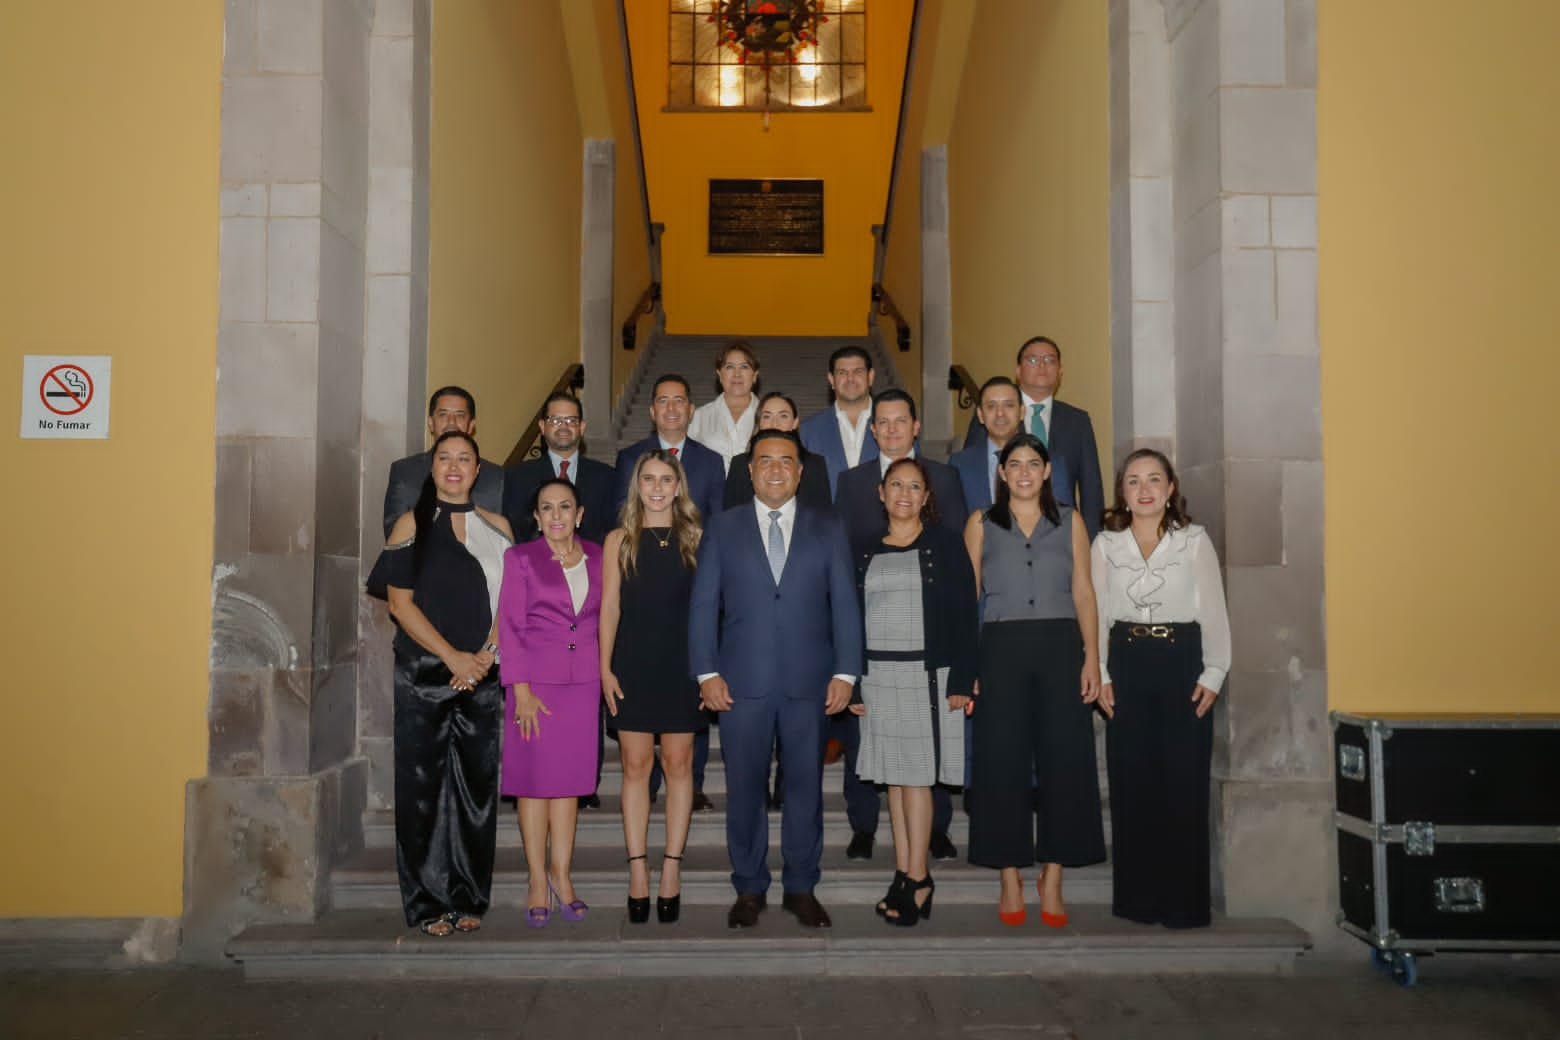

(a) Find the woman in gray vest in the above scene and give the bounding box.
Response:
[963,433,1107,927]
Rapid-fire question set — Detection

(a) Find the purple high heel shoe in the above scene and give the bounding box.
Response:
[549,877,588,922]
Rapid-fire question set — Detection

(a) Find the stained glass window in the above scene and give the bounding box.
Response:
[667,0,867,111]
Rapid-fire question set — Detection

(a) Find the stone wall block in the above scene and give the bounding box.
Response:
[1274,248,1317,355]
[1128,28,1171,177]
[357,603,395,740]
[1221,668,1296,777]
[359,421,405,553]
[361,735,394,810]
[207,669,265,777]
[1213,779,1334,942]
[1222,195,1269,248]
[1225,564,1324,683]
[211,552,312,673]
[1163,0,1208,41]
[1219,0,1285,86]
[332,758,369,857]
[219,218,266,324]
[1129,177,1173,300]
[1174,254,1221,368]
[1222,459,1284,566]
[1270,195,1316,248]
[309,660,357,771]
[224,0,259,75]
[1176,194,1221,275]
[264,667,313,775]
[322,90,369,231]
[1221,247,1276,355]
[249,436,318,556]
[1130,300,1175,438]
[367,169,413,276]
[216,323,320,438]
[221,183,267,217]
[1109,1,1131,178]
[319,222,366,343]
[1285,0,1317,87]
[311,553,361,668]
[369,37,414,168]
[221,78,323,183]
[1224,354,1320,459]
[1219,87,1316,195]
[270,182,321,218]
[1175,459,1226,553]
[213,439,253,565]
[1170,0,1218,105]
[364,277,412,427]
[266,217,321,322]
[324,0,371,119]
[1281,460,1325,578]
[375,0,414,37]
[1174,357,1224,472]
[1173,95,1221,222]
[257,0,323,74]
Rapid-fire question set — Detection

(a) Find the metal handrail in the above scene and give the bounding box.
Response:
[505,363,586,467]
[871,283,912,352]
[948,364,979,410]
[621,279,662,351]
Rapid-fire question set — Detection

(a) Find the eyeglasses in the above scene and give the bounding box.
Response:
[1020,355,1060,368]
[543,416,581,427]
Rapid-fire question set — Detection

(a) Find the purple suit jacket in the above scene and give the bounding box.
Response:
[497,538,603,688]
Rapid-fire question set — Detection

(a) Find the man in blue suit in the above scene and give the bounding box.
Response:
[949,376,1024,513]
[614,373,725,523]
[962,336,1105,537]
[798,345,879,497]
[690,429,862,929]
[615,372,725,811]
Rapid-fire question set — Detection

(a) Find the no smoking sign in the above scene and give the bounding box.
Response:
[21,356,112,439]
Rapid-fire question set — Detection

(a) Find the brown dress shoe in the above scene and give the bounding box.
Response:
[727,892,766,929]
[781,892,833,929]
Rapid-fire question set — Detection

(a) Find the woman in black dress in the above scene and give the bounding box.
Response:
[599,450,706,923]
[367,430,513,936]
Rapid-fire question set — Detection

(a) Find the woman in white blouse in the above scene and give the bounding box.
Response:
[687,341,760,474]
[1090,448,1231,929]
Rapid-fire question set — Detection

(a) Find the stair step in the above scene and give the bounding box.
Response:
[228,905,1311,980]
[330,845,1116,910]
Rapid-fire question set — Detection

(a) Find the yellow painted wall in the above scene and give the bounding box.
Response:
[429,1,584,458]
[1319,0,1560,712]
[625,0,913,336]
[946,0,1111,464]
[0,3,221,915]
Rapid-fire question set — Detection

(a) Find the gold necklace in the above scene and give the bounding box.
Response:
[648,526,671,548]
[550,539,578,563]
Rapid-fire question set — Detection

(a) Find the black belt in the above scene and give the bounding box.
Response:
[864,649,924,662]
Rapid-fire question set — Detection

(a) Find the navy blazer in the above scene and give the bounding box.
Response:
[501,453,617,546]
[834,456,969,554]
[613,435,724,525]
[949,442,998,514]
[962,399,1105,538]
[799,408,879,498]
[688,503,862,702]
[383,451,504,538]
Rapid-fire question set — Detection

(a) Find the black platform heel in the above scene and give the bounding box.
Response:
[657,853,683,923]
[627,854,650,924]
[886,874,934,927]
[875,870,909,918]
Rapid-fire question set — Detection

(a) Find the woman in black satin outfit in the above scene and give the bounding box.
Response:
[367,430,514,936]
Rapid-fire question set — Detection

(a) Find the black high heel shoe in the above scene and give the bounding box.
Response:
[886,874,934,927]
[875,870,910,918]
[657,852,683,923]
[626,854,650,924]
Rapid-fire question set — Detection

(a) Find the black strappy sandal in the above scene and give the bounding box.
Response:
[627,853,650,924]
[657,852,683,923]
[876,870,910,917]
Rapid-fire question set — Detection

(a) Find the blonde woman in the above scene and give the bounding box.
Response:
[600,450,705,924]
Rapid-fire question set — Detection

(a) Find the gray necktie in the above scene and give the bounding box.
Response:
[767,510,786,584]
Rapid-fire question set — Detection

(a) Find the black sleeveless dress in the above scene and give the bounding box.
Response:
[609,529,706,734]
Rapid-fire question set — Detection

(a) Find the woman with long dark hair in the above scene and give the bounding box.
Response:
[853,457,978,927]
[368,430,513,937]
[963,433,1106,927]
[1092,448,1230,928]
[599,450,705,924]
[498,478,603,927]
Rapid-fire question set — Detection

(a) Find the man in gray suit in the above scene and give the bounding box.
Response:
[382,385,505,537]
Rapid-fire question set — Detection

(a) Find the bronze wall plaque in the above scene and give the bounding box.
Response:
[708,178,824,255]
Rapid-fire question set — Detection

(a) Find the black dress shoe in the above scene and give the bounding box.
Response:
[929,830,958,860]
[846,830,874,860]
[578,793,601,810]
[781,892,833,929]
[727,892,766,929]
[691,791,715,813]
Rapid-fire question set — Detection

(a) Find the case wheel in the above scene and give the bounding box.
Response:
[1371,947,1418,987]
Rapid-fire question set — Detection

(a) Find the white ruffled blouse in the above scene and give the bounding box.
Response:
[1089,524,1232,692]
[688,396,758,474]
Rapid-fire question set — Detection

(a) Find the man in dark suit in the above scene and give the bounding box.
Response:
[962,336,1105,537]
[798,345,879,497]
[382,385,504,538]
[724,392,831,510]
[949,376,1023,513]
[832,388,966,862]
[501,391,616,545]
[614,373,724,523]
[689,429,862,930]
[615,373,723,812]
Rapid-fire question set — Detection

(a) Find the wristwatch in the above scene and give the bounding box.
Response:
[482,641,501,663]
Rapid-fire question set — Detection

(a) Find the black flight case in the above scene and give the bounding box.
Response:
[1331,711,1560,986]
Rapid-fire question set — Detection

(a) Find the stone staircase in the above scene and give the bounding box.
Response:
[227,726,1309,979]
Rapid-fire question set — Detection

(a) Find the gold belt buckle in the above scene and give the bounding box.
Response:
[1129,624,1173,639]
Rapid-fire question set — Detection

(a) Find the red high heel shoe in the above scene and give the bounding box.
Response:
[1037,877,1068,928]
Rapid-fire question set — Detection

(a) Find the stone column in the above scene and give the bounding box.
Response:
[920,146,954,452]
[580,140,616,435]
[187,0,379,958]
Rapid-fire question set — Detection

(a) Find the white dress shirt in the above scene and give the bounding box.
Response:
[547,449,577,480]
[877,447,915,477]
[1090,524,1232,692]
[835,405,872,469]
[688,396,758,474]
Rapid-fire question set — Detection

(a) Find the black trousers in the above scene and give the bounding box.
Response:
[969,620,1106,869]
[393,653,502,927]
[1105,622,1213,927]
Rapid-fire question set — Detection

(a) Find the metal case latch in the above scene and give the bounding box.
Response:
[1433,876,1486,913]
[1403,821,1436,856]
[1339,744,1366,782]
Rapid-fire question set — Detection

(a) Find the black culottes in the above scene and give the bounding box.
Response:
[969,619,1107,869]
[393,652,502,927]
[1104,622,1213,928]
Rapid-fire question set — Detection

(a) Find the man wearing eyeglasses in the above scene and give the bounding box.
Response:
[963,336,1104,538]
[502,391,616,545]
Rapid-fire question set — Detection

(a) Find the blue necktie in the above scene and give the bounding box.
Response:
[767,510,786,584]
[1030,402,1048,446]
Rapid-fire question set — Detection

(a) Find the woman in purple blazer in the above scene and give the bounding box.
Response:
[498,478,604,927]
